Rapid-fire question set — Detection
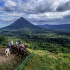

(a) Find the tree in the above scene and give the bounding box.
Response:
[0,35,8,45]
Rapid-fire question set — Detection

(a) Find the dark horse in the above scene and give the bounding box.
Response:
[11,44,28,55]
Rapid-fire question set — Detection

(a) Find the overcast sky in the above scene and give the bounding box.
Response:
[0,0,70,28]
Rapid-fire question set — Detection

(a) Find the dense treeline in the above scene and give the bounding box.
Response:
[0,29,70,53]
[19,35,70,53]
[0,35,7,45]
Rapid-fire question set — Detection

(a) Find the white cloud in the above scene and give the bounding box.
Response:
[28,11,70,21]
[5,0,17,7]
[20,0,70,13]
[0,12,24,26]
[1,0,69,13]
[0,0,70,26]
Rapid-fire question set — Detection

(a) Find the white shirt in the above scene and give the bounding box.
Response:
[11,40,13,45]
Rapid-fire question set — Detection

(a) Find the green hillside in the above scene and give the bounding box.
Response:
[24,48,70,70]
[0,48,70,70]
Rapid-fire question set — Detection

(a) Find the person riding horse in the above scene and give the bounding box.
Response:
[7,42,11,48]
[7,41,12,51]
[15,41,18,47]
[19,41,26,51]
[10,41,27,55]
[11,40,13,46]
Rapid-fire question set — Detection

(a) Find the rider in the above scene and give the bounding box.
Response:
[19,41,23,47]
[7,42,11,48]
[7,41,11,50]
[19,41,26,51]
[15,41,18,47]
[11,40,13,45]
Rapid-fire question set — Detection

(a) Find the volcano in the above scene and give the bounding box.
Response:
[3,17,39,30]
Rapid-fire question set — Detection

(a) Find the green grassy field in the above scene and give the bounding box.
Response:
[0,47,70,70]
[23,48,70,70]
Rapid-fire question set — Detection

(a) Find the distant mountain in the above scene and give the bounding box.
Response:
[0,17,44,36]
[38,24,70,31]
[3,17,39,30]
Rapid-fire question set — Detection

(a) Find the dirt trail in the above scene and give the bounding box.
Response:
[0,48,18,65]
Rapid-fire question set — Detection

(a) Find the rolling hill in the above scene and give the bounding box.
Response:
[38,24,70,31]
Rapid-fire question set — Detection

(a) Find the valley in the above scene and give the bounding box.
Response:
[0,17,70,70]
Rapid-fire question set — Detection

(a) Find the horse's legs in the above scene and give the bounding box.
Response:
[9,52,10,55]
[6,53,8,56]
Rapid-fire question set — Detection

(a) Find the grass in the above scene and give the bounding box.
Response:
[0,55,27,70]
[0,45,7,48]
[24,55,57,70]
[0,38,70,70]
[23,48,70,70]
[0,48,70,70]
[0,61,17,70]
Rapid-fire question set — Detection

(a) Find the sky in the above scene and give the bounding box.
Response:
[0,0,70,28]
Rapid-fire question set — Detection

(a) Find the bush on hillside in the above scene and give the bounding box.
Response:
[0,35,8,45]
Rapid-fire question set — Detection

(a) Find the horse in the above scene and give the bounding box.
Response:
[5,48,10,56]
[11,44,27,55]
[11,45,19,53]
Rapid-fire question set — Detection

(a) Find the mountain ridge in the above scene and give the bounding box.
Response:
[38,24,70,31]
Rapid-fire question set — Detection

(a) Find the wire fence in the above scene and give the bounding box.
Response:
[15,53,34,70]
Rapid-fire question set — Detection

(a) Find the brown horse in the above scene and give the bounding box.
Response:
[11,44,28,55]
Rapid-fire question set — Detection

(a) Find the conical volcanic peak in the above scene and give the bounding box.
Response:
[3,17,39,30]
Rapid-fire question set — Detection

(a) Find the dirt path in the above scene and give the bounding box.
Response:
[0,48,18,65]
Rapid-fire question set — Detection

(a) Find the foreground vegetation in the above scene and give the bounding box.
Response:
[24,48,70,70]
[0,56,26,70]
[0,47,70,70]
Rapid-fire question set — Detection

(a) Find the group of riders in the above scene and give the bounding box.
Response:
[7,40,26,51]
